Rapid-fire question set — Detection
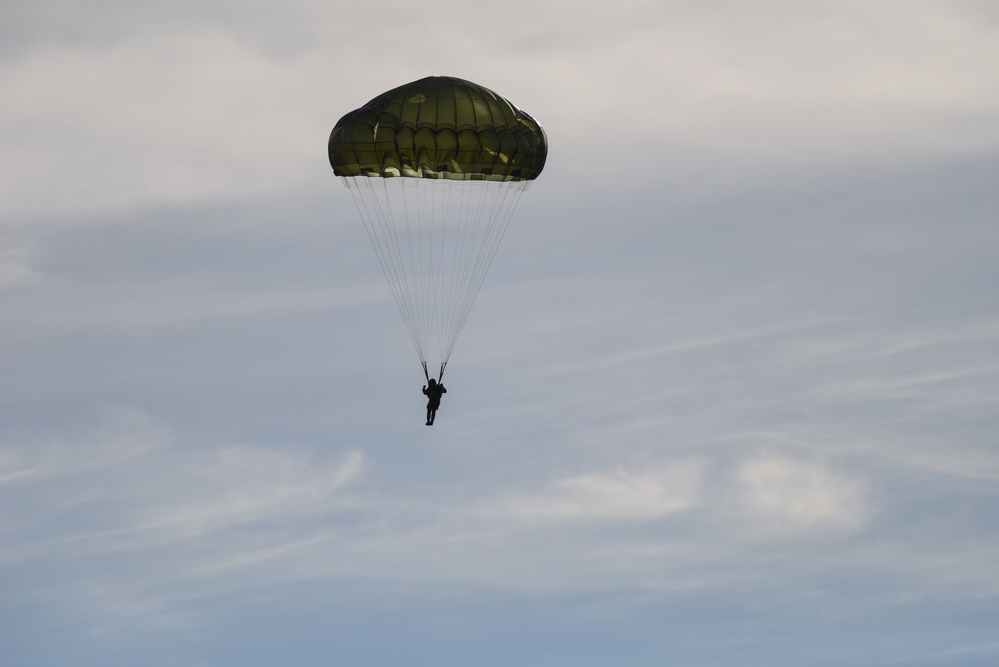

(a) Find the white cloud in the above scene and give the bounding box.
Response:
[4,1,998,221]
[734,454,868,533]
[143,447,363,536]
[0,233,38,287]
[487,459,705,523]
[0,405,169,487]
[0,29,331,221]
[0,406,364,565]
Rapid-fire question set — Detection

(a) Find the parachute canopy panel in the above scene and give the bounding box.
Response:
[329,76,547,181]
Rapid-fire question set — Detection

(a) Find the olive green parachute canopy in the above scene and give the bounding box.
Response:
[330,76,548,372]
[329,76,547,181]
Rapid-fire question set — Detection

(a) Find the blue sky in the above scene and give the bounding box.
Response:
[2,1,999,665]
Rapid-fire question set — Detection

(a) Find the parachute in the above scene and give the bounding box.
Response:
[329,76,547,380]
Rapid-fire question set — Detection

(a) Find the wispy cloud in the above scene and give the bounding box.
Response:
[0,29,329,221]
[0,233,37,287]
[143,447,363,537]
[1,406,364,564]
[0,405,169,487]
[733,454,869,533]
[485,459,706,523]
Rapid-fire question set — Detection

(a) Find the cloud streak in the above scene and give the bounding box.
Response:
[734,454,868,533]
[486,459,706,523]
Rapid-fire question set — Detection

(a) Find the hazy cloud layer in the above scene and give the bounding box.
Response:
[3,1,999,220]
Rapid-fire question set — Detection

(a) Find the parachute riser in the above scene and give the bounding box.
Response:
[422,361,446,383]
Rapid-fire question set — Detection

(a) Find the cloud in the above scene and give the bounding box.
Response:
[734,454,868,533]
[0,232,38,287]
[0,405,169,487]
[5,1,999,223]
[143,447,363,537]
[487,459,705,523]
[0,406,364,566]
[0,28,330,221]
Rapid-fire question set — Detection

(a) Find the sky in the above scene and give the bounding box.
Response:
[2,1,999,665]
